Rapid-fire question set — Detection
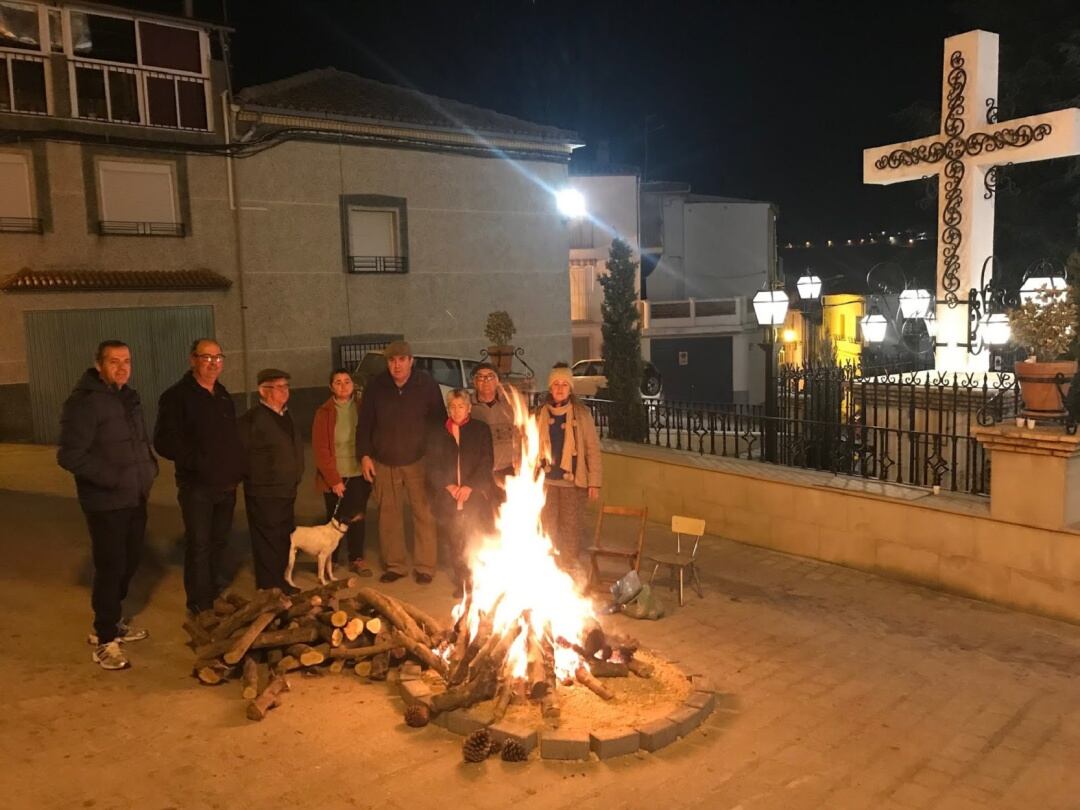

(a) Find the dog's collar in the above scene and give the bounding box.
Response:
[330,518,349,533]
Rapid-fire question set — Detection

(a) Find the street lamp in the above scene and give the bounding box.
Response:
[898,288,933,319]
[752,286,789,464]
[860,309,889,344]
[555,188,587,219]
[796,273,822,302]
[981,312,1011,346]
[752,289,790,326]
[1019,275,1067,305]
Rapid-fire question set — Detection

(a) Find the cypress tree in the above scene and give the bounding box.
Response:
[599,238,647,441]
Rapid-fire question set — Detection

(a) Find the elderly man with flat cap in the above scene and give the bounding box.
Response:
[356,340,445,583]
[238,368,304,593]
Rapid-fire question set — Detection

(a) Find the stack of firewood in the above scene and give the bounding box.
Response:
[184,577,445,721]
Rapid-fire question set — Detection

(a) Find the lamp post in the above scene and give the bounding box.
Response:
[796,272,822,363]
[752,287,789,463]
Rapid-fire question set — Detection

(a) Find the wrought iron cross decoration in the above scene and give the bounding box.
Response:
[863,30,1080,372]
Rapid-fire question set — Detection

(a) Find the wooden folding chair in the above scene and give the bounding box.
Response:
[585,504,648,592]
[646,515,705,606]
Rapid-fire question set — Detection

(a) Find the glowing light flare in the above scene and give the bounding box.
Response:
[555,188,587,219]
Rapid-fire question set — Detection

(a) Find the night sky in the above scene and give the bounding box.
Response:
[228,1,1080,246]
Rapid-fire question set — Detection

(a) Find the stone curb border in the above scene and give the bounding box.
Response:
[398,669,718,761]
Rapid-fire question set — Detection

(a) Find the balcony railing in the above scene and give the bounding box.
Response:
[70,58,209,131]
[0,51,48,115]
[98,220,185,237]
[0,216,43,234]
[348,256,408,274]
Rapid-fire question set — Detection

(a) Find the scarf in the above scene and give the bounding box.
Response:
[539,399,577,481]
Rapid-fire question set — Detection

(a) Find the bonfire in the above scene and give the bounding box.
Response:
[430,389,651,722]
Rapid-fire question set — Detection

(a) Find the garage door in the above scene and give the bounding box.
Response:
[24,305,214,443]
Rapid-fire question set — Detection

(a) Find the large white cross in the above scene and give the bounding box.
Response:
[864,30,1080,372]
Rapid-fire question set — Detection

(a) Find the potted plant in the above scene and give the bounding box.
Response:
[484,311,517,375]
[1008,286,1078,419]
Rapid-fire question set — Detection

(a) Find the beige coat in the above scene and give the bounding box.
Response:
[537,399,602,489]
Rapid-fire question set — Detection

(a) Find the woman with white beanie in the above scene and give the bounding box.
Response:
[537,365,602,570]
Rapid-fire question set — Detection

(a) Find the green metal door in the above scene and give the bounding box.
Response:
[25,305,215,444]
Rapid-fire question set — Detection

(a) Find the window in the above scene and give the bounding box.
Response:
[569,218,594,249]
[96,160,183,236]
[415,357,463,389]
[0,2,48,115]
[341,195,409,274]
[570,262,594,321]
[0,151,39,232]
[66,10,209,130]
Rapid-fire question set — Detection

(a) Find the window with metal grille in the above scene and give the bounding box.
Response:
[97,159,183,236]
[0,150,41,232]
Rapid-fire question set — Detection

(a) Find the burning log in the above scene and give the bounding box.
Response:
[627,658,654,678]
[449,594,503,686]
[435,621,523,714]
[491,679,513,723]
[524,629,548,700]
[246,675,289,721]
[588,660,629,678]
[575,665,614,700]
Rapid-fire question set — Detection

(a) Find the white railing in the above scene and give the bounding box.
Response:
[69,58,209,131]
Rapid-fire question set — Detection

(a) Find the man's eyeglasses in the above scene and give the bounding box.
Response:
[474,374,498,382]
[194,354,225,363]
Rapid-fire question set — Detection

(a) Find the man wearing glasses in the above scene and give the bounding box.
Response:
[469,363,520,487]
[238,368,304,593]
[155,339,246,615]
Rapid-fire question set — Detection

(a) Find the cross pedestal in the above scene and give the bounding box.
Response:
[864,30,1080,372]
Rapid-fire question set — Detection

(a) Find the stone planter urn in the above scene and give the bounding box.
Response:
[1014,360,1077,419]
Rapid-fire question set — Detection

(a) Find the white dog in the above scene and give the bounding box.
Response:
[285,518,349,587]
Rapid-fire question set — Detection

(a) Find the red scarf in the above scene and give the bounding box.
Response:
[445,416,470,441]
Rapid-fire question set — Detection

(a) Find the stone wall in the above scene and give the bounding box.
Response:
[600,439,1080,625]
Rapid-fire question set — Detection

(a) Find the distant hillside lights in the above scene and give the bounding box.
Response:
[783,231,931,250]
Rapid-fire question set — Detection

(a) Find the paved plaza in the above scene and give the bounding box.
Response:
[3,444,1080,809]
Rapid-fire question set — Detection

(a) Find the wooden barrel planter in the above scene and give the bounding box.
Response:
[1014,360,1077,419]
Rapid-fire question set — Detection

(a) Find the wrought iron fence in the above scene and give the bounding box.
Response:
[567,363,1020,496]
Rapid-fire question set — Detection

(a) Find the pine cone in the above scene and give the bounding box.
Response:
[487,737,504,756]
[501,740,528,762]
[404,704,430,728]
[462,729,492,763]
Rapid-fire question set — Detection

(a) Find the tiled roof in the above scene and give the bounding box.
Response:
[0,268,232,292]
[237,68,579,143]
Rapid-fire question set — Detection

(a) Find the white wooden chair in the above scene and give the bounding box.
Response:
[646,515,706,606]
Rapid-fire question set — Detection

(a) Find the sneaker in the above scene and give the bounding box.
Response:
[92,641,130,671]
[87,619,149,646]
[379,571,405,583]
[350,559,374,577]
[414,572,433,585]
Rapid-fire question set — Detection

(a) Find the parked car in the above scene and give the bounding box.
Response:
[352,351,481,398]
[570,358,663,399]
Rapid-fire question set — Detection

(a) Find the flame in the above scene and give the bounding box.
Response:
[457,388,594,681]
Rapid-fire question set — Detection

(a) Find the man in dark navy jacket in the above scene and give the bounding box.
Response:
[155,339,246,616]
[58,340,158,671]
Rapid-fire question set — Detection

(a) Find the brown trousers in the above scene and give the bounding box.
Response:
[542,482,586,565]
[372,460,437,576]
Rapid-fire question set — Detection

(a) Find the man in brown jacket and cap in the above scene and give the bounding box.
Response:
[356,341,445,583]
